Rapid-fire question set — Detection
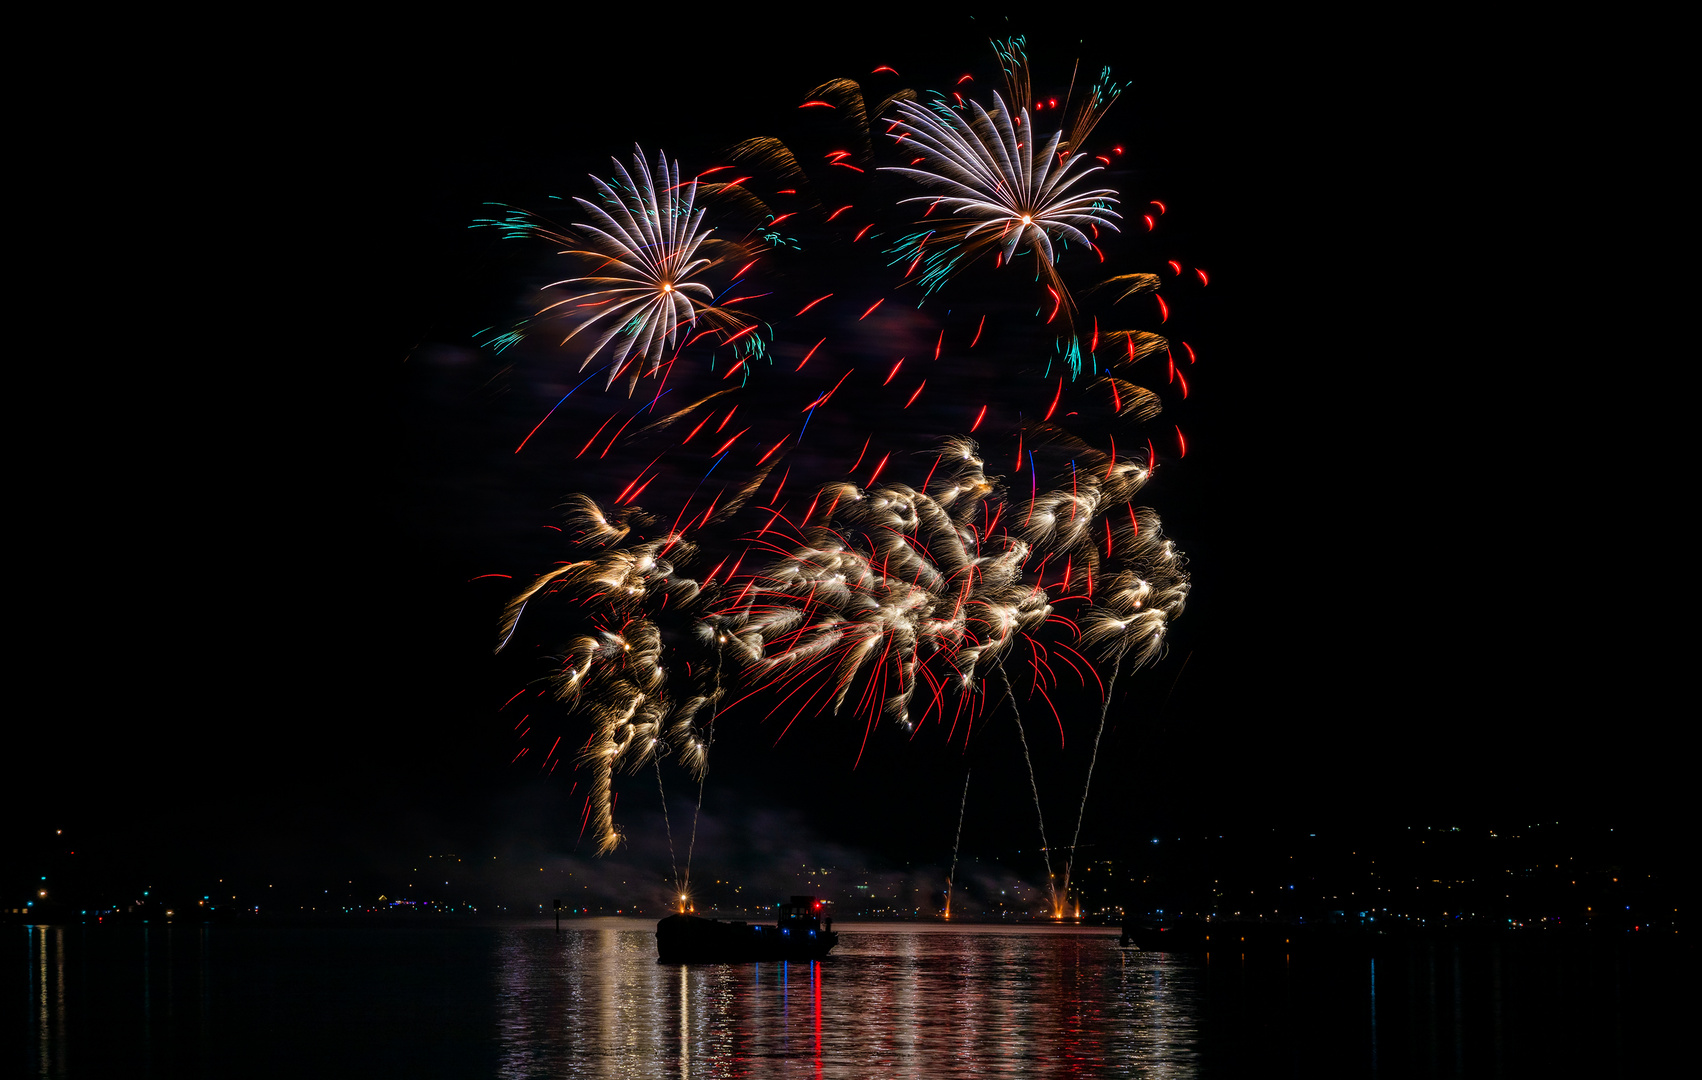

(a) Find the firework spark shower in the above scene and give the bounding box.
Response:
[471,35,1205,915]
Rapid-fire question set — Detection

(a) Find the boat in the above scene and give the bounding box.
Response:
[656,894,838,963]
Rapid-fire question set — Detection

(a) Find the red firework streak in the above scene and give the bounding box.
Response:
[600,412,642,457]
[922,452,943,491]
[709,428,749,458]
[615,454,666,503]
[796,338,826,371]
[577,413,617,457]
[680,412,712,444]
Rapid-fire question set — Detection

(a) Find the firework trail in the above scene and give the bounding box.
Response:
[1039,469,1190,912]
[1008,370,1191,914]
[1061,514,1189,889]
[653,755,681,900]
[677,614,736,906]
[944,768,970,918]
[995,656,1060,916]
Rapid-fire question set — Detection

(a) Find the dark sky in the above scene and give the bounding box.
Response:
[14,18,1675,905]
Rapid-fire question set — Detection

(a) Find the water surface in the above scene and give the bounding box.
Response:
[14,919,1677,1076]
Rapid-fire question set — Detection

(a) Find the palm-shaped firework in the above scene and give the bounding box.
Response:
[518,148,754,392]
[881,93,1120,314]
[885,93,1120,263]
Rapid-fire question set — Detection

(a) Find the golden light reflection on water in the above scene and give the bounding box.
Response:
[494,920,1198,1078]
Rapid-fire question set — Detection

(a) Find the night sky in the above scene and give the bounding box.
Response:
[13,18,1675,908]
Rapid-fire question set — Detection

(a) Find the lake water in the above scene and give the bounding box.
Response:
[13,919,1679,1076]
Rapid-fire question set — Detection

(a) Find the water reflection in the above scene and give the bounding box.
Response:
[14,921,1676,1076]
[493,920,1190,1078]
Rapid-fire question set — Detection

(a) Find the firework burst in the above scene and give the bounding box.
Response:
[881,92,1119,315]
[731,440,1051,759]
[531,147,754,392]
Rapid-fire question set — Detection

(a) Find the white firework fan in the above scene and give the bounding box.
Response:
[882,93,1121,269]
[539,146,750,389]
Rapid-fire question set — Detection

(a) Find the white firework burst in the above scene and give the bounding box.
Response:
[882,93,1121,268]
[539,146,748,389]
